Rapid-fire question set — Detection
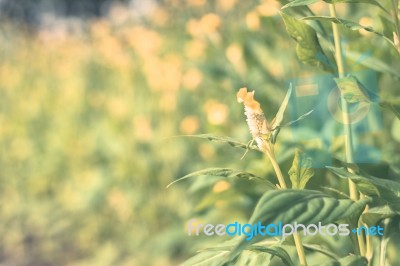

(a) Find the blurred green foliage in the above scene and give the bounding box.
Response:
[0,0,400,265]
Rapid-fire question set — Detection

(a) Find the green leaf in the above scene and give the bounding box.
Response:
[318,255,368,266]
[289,150,314,189]
[281,13,334,70]
[271,84,293,130]
[167,168,273,188]
[324,0,388,14]
[361,206,399,226]
[282,0,319,9]
[301,16,396,48]
[345,50,400,79]
[303,244,340,260]
[282,0,388,13]
[229,189,370,259]
[236,246,295,266]
[174,134,258,150]
[283,109,314,127]
[327,167,400,208]
[334,76,370,103]
[302,16,374,31]
[196,245,295,266]
[380,102,400,120]
[181,250,228,266]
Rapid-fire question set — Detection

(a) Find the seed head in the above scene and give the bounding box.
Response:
[237,88,271,152]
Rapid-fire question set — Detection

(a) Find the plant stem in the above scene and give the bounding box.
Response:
[267,150,287,189]
[392,0,400,39]
[293,233,308,266]
[379,219,390,266]
[329,3,367,257]
[266,150,307,266]
[329,4,355,172]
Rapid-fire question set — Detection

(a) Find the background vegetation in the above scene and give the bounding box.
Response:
[0,0,399,265]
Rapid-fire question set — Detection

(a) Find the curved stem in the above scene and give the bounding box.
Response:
[266,150,307,265]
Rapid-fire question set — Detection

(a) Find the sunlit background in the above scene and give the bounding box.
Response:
[1,0,400,265]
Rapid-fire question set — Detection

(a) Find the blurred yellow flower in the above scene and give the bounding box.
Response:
[217,0,236,11]
[226,43,246,75]
[144,54,182,92]
[213,180,230,193]
[186,0,206,6]
[186,13,221,38]
[205,100,228,125]
[185,40,206,59]
[257,0,281,17]
[133,116,153,142]
[201,13,221,33]
[182,68,203,90]
[246,11,260,31]
[123,26,162,57]
[180,116,200,134]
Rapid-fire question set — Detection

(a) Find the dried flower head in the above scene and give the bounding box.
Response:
[237,88,271,152]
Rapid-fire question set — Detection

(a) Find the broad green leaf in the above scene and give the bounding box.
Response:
[167,168,274,188]
[318,255,368,266]
[281,13,334,70]
[271,84,293,130]
[334,76,370,103]
[181,250,228,266]
[235,246,295,266]
[303,244,340,260]
[361,206,399,226]
[283,239,340,260]
[190,245,295,266]
[289,150,314,189]
[327,167,400,208]
[229,189,370,259]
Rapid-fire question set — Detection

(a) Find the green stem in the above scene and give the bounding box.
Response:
[392,0,400,39]
[379,219,390,266]
[328,3,358,201]
[267,150,287,189]
[329,3,367,257]
[266,151,307,266]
